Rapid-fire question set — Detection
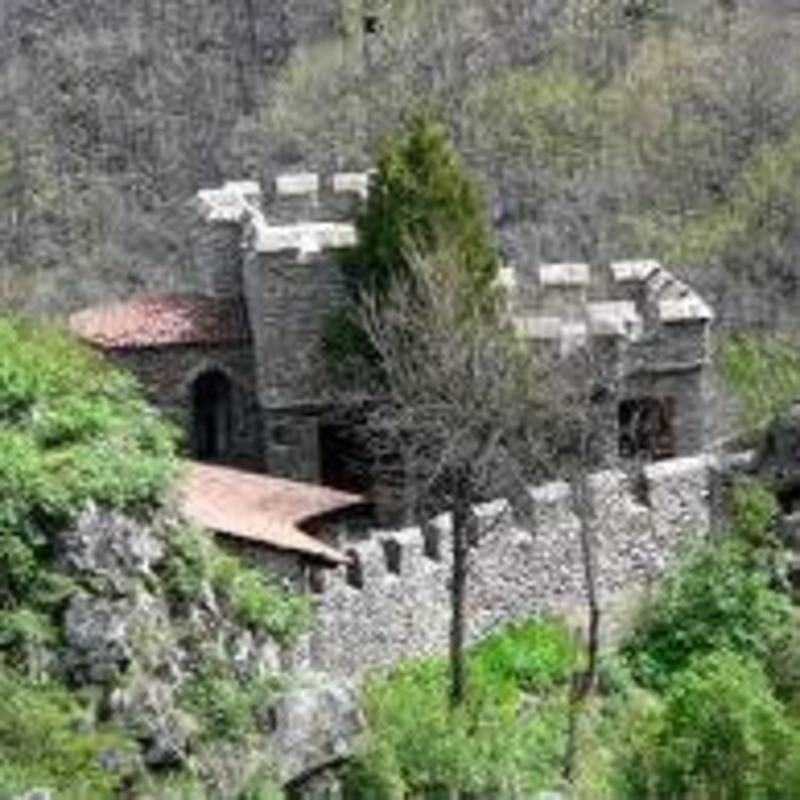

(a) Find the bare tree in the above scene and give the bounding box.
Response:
[341,251,555,705]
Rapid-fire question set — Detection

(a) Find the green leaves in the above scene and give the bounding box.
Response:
[164,526,312,645]
[622,540,794,692]
[345,114,498,306]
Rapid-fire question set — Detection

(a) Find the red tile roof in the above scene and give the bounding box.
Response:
[69,293,250,349]
[178,462,363,564]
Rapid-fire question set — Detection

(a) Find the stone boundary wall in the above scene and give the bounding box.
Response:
[304,455,713,678]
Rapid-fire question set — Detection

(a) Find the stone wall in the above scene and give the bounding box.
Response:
[110,343,263,464]
[304,455,712,678]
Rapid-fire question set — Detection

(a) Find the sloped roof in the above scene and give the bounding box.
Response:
[178,462,361,564]
[69,293,250,350]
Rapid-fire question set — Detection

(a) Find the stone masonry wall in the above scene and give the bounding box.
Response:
[111,344,263,464]
[305,455,712,678]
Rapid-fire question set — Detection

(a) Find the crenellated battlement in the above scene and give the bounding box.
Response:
[266,170,373,225]
[306,454,715,677]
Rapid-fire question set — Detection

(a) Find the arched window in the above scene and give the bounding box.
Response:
[191,369,233,461]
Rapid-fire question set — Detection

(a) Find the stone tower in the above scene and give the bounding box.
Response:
[195,172,370,482]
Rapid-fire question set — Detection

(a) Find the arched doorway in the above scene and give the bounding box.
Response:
[191,370,233,461]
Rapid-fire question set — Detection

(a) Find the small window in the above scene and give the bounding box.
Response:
[363,15,380,34]
[346,549,364,589]
[423,524,441,561]
[383,539,402,575]
[619,397,676,460]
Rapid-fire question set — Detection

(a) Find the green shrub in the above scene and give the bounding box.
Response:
[164,527,312,645]
[721,334,800,433]
[0,667,138,798]
[0,315,180,549]
[179,663,278,744]
[470,618,578,694]
[346,622,573,799]
[614,652,800,799]
[730,479,780,548]
[622,539,794,691]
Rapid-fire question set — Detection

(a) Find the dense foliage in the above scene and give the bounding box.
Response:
[622,540,795,692]
[0,316,180,610]
[345,618,577,799]
[344,114,498,304]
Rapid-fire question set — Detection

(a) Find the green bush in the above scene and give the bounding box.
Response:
[622,539,794,691]
[721,334,800,433]
[614,652,800,799]
[730,479,780,548]
[164,527,312,645]
[470,618,579,694]
[179,662,278,744]
[345,622,573,799]
[0,667,138,799]
[0,316,180,549]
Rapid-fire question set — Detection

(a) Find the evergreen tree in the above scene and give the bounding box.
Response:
[344,113,499,307]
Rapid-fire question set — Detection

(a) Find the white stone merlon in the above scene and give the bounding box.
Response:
[332,173,370,199]
[250,221,357,256]
[196,181,262,223]
[560,322,588,356]
[610,259,661,283]
[276,173,320,197]
[495,266,517,290]
[540,262,591,287]
[658,296,714,324]
[588,301,643,339]
[513,315,562,340]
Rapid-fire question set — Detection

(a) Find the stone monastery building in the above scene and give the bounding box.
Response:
[70,172,715,497]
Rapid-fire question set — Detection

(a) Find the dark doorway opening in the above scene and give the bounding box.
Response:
[619,396,677,461]
[320,416,371,493]
[192,370,233,461]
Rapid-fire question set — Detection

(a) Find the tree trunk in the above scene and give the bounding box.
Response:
[563,471,601,782]
[449,480,471,708]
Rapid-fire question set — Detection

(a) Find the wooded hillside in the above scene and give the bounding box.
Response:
[1,0,800,328]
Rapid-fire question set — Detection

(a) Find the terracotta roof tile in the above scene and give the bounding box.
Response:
[69,293,250,349]
[178,462,362,564]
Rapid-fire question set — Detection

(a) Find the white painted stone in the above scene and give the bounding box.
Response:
[610,259,661,283]
[276,173,320,197]
[251,222,357,256]
[539,262,590,287]
[332,172,370,198]
[659,296,714,323]
[513,315,562,340]
[588,300,643,339]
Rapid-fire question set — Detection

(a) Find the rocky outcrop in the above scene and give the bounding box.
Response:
[56,506,165,594]
[271,679,364,785]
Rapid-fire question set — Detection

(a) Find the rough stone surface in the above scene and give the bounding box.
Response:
[271,678,365,784]
[57,507,165,594]
[309,455,713,678]
[63,591,170,686]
